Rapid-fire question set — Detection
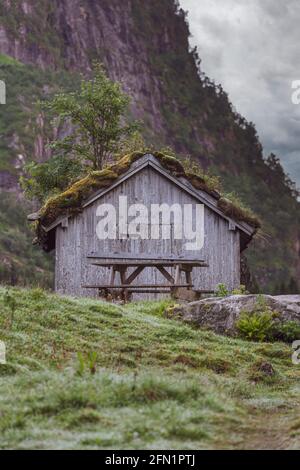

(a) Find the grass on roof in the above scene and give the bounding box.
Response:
[35,151,261,249]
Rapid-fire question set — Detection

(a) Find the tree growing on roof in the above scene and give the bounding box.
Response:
[47,62,140,170]
[21,63,140,202]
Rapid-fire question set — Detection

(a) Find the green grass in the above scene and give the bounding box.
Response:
[0,287,299,449]
[0,53,21,66]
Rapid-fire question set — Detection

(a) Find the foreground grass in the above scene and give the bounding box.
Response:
[0,287,299,449]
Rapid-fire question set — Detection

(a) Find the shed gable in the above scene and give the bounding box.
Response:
[54,164,241,296]
[46,154,255,238]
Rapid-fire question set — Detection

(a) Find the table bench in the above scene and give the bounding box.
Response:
[82,253,208,300]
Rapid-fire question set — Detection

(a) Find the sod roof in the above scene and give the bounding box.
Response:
[29,151,261,252]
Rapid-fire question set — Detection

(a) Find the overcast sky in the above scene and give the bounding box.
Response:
[180,0,300,187]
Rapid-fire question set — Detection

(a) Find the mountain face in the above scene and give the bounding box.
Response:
[0,0,299,293]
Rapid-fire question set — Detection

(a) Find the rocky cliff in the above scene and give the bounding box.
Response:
[0,0,299,293]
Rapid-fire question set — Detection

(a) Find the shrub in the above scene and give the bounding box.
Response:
[236,311,274,342]
[236,296,300,343]
[215,283,229,297]
[232,285,248,295]
[21,156,84,203]
[215,284,248,297]
[271,321,300,343]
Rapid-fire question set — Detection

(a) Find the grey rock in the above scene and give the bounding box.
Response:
[171,294,300,335]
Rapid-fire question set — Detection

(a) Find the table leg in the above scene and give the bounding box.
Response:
[156,266,175,284]
[185,269,192,290]
[170,264,181,299]
[119,266,129,303]
[119,266,127,284]
[109,266,116,286]
[174,264,181,285]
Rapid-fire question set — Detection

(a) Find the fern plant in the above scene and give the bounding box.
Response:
[236,311,274,342]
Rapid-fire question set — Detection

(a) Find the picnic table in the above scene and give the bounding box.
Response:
[83,253,208,300]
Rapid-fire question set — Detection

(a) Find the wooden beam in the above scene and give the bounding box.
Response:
[88,253,205,262]
[156,266,175,284]
[124,266,145,285]
[228,220,236,231]
[109,267,116,286]
[185,270,192,289]
[89,260,208,268]
[61,217,69,228]
[119,267,127,284]
[82,284,193,289]
[174,265,181,285]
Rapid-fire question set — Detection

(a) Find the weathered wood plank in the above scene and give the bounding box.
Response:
[89,260,208,267]
[124,266,145,284]
[156,266,175,284]
[82,284,193,289]
[88,253,206,261]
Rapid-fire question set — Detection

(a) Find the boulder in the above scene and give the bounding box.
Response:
[169,295,300,336]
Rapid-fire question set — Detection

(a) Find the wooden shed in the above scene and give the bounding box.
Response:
[29,153,259,299]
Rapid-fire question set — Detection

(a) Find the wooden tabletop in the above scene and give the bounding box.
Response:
[87,253,208,268]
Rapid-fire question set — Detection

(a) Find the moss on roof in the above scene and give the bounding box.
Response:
[33,151,261,250]
[217,197,261,229]
[39,168,118,228]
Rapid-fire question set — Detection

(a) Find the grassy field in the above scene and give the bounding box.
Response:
[0,286,299,450]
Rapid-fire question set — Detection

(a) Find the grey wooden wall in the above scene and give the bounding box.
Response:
[55,165,240,298]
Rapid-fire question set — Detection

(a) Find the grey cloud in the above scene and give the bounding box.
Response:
[180,0,300,186]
